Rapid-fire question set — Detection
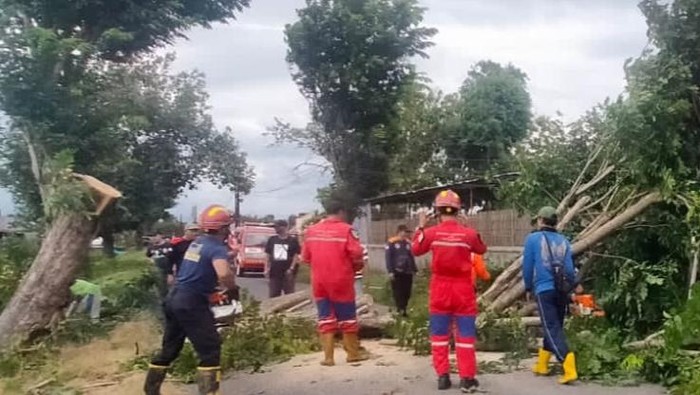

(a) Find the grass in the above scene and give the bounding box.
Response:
[0,250,158,394]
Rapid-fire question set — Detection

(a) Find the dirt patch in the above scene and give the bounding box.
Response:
[59,317,162,381]
[56,315,189,395]
[80,372,187,395]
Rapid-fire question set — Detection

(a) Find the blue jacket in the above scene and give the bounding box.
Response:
[522,229,576,295]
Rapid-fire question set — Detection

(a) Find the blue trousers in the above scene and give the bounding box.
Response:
[536,290,570,361]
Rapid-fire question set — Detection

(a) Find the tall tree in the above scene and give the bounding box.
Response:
[273,0,436,211]
[0,0,252,347]
[386,81,449,190]
[444,60,532,174]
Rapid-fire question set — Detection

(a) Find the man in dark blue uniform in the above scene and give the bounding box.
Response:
[145,205,236,395]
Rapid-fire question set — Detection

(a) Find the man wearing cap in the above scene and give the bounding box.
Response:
[265,219,301,298]
[524,206,578,384]
[167,223,201,284]
[385,224,417,317]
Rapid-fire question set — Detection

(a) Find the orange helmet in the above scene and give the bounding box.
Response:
[434,189,461,211]
[198,204,234,231]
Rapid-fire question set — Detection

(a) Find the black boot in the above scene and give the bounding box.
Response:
[197,367,221,395]
[144,365,167,395]
[460,377,480,393]
[438,374,452,390]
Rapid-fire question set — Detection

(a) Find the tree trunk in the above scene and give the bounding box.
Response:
[101,229,116,258]
[481,192,662,313]
[0,214,94,349]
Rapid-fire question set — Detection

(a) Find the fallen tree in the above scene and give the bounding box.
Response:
[260,290,393,337]
[480,141,664,312]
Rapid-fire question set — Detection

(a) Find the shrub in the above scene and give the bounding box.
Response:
[0,237,39,309]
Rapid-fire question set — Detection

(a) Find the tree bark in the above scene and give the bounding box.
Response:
[0,214,94,349]
[481,192,663,312]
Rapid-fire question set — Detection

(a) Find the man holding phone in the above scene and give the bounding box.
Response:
[412,190,487,393]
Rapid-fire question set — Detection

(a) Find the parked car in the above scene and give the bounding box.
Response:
[228,222,276,277]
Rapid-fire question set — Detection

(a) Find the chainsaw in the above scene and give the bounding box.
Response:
[209,286,243,329]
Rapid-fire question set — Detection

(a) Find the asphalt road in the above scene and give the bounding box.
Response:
[237,274,308,301]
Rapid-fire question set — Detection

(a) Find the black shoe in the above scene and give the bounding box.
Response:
[460,378,479,393]
[438,374,452,390]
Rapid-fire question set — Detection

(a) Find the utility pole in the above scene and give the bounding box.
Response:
[234,189,242,226]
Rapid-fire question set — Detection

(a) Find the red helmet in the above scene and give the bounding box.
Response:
[199,204,233,231]
[434,189,461,211]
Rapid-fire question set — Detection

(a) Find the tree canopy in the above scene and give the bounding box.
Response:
[0,1,254,235]
[275,0,436,209]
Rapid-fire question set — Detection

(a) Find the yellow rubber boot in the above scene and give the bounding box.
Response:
[532,348,552,376]
[319,333,335,366]
[343,333,370,363]
[559,353,578,384]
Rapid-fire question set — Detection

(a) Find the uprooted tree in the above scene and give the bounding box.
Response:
[482,0,700,324]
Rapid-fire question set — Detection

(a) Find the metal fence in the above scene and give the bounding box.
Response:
[369,209,533,246]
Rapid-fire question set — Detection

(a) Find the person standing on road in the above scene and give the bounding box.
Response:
[145,205,237,395]
[302,199,369,366]
[265,219,301,298]
[385,225,417,317]
[524,206,578,385]
[411,190,487,393]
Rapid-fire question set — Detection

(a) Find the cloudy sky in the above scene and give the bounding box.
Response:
[0,0,649,220]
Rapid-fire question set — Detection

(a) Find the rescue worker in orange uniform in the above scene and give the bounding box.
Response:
[302,199,369,366]
[570,284,605,317]
[145,205,236,395]
[471,253,490,285]
[412,190,487,393]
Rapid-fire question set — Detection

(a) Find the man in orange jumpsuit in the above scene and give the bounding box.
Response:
[412,190,487,392]
[471,254,490,285]
[302,199,368,366]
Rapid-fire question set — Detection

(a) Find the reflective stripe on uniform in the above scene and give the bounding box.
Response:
[431,341,449,347]
[455,343,474,349]
[432,241,472,249]
[305,237,347,243]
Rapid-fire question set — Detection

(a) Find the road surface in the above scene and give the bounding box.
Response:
[237,275,308,301]
[217,342,665,395]
[229,280,665,395]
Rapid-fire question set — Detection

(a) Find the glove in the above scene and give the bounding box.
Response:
[209,291,228,305]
